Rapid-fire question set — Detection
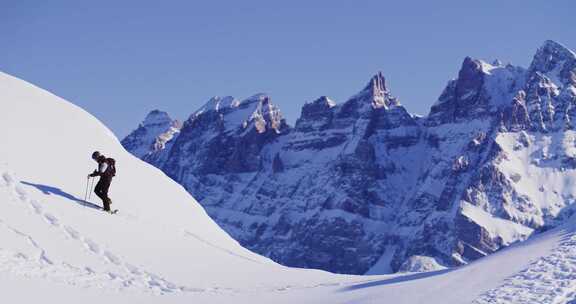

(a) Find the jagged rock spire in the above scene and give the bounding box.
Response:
[363,71,388,95]
[360,72,399,108]
[339,72,400,116]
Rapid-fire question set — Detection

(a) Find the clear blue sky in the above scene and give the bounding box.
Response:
[1,1,575,138]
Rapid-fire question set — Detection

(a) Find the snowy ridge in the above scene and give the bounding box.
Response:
[188,93,287,135]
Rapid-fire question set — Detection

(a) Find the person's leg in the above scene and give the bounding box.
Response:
[100,178,112,211]
[94,179,105,200]
[103,198,110,211]
[94,178,111,211]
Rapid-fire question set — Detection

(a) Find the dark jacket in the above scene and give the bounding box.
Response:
[90,156,113,178]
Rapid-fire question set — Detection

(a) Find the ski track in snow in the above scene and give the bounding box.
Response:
[474,230,576,304]
[182,230,265,265]
[0,169,204,295]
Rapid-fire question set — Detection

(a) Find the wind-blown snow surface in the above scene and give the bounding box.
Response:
[2,71,576,303]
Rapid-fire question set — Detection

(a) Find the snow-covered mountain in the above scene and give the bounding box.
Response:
[123,40,576,275]
[3,58,576,303]
[121,110,182,159]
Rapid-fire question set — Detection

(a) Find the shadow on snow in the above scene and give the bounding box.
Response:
[20,181,103,211]
[339,268,453,292]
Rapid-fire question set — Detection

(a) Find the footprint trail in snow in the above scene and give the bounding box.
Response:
[474,228,576,304]
[0,168,201,295]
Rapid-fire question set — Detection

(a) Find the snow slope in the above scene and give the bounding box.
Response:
[1,70,576,303]
[0,71,346,293]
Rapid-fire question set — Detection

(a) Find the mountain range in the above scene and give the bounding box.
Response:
[122,40,576,275]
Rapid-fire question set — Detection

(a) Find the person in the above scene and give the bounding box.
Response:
[88,151,116,212]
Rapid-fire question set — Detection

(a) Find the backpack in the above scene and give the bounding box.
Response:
[104,158,116,177]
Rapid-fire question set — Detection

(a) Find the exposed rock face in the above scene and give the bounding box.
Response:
[120,110,182,159]
[295,96,336,132]
[123,41,576,275]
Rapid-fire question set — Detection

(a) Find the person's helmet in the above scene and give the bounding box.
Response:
[91,151,101,160]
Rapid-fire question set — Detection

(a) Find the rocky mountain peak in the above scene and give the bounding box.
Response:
[302,96,336,115]
[427,57,488,124]
[364,71,387,93]
[459,56,484,77]
[532,40,576,68]
[529,40,576,86]
[241,93,269,106]
[183,93,288,139]
[142,110,174,127]
[428,56,527,126]
[122,110,182,158]
[360,71,399,109]
[247,95,287,134]
[197,96,239,113]
[295,96,337,131]
[337,72,401,122]
[316,95,336,106]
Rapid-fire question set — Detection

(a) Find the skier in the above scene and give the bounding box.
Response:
[88,151,116,213]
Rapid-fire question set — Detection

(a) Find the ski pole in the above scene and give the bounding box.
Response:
[84,177,90,201]
[92,177,96,198]
[91,177,96,200]
[89,177,96,200]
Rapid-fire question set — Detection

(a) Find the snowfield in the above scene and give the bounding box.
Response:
[1,70,576,303]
